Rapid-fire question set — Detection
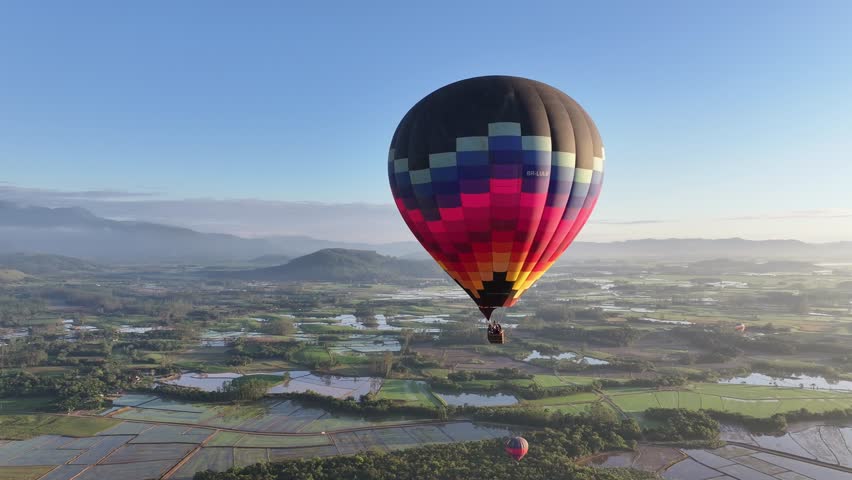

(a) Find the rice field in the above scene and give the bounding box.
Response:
[0,466,53,480]
[525,392,599,406]
[663,436,852,480]
[0,415,119,440]
[206,431,331,448]
[604,383,852,418]
[376,379,443,407]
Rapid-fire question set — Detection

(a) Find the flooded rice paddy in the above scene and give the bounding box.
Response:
[435,392,519,407]
[523,350,610,365]
[161,371,382,400]
[0,392,511,480]
[719,373,852,392]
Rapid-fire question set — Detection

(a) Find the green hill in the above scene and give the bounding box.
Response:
[0,253,100,274]
[233,248,444,283]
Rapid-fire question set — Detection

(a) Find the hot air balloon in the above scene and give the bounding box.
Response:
[388,76,604,343]
[735,323,746,334]
[504,436,529,461]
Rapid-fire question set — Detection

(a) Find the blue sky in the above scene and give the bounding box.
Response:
[1,1,851,241]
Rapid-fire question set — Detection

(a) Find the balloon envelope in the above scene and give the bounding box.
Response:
[388,76,605,319]
[504,436,529,461]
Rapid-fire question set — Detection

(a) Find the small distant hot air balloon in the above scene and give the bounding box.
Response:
[735,323,746,334]
[504,436,529,461]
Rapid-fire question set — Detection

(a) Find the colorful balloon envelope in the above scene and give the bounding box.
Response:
[388,76,605,319]
[735,323,747,333]
[504,436,529,461]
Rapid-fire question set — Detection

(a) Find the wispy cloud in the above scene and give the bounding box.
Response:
[592,219,671,225]
[0,184,159,201]
[720,209,852,221]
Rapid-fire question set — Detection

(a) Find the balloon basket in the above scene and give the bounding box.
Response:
[487,331,505,344]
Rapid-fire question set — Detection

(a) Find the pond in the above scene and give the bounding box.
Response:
[397,315,455,324]
[596,305,656,313]
[200,329,263,346]
[523,350,610,365]
[336,314,401,331]
[161,370,383,399]
[267,371,382,399]
[640,317,694,326]
[706,281,748,288]
[374,288,471,301]
[436,392,519,407]
[162,371,284,391]
[328,334,401,353]
[719,372,852,391]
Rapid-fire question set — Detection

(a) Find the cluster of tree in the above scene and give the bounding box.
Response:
[533,279,600,292]
[750,360,840,379]
[193,428,657,480]
[276,390,443,419]
[431,376,595,401]
[546,357,654,374]
[0,363,143,412]
[704,411,788,433]
[0,295,46,326]
[598,376,690,389]
[642,408,720,442]
[433,322,483,345]
[534,305,614,323]
[148,374,289,403]
[260,317,295,336]
[230,338,301,361]
[672,327,798,357]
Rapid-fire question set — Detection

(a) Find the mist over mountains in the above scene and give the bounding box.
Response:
[2,200,852,263]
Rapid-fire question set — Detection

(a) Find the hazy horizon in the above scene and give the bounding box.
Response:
[2,183,851,244]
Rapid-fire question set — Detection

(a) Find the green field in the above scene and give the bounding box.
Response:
[377,380,443,407]
[0,466,53,480]
[0,415,119,440]
[525,392,599,406]
[0,397,54,413]
[602,383,852,418]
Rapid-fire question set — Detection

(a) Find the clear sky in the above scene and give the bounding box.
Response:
[1,1,851,242]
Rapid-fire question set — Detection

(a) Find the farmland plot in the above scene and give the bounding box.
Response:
[71,435,134,464]
[791,427,838,464]
[170,447,234,480]
[234,448,268,467]
[75,460,178,480]
[36,465,88,480]
[372,427,421,451]
[102,443,195,463]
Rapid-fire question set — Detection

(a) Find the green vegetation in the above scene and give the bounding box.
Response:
[0,466,54,480]
[377,379,443,407]
[194,420,655,480]
[0,414,119,439]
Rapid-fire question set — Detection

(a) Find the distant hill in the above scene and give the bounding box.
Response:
[3,201,852,264]
[680,258,818,275]
[230,249,445,282]
[561,238,852,261]
[0,202,422,263]
[0,253,100,274]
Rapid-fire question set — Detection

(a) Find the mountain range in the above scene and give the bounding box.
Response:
[2,200,852,263]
